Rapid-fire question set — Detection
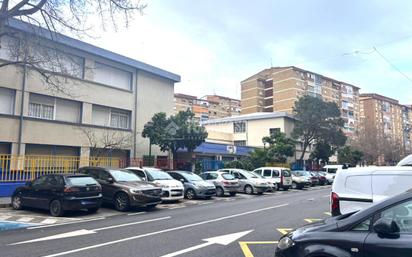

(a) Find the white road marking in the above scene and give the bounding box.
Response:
[12,216,171,245]
[159,230,253,257]
[41,203,289,257]
[16,217,34,223]
[27,217,106,230]
[0,215,12,220]
[127,212,146,216]
[41,219,58,224]
[323,194,330,198]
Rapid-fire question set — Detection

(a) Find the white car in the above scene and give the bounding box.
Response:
[125,167,184,201]
[321,165,343,184]
[331,166,412,216]
[253,167,292,190]
[218,169,271,194]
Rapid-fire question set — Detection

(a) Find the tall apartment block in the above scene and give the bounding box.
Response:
[360,94,412,152]
[174,93,240,122]
[241,66,360,136]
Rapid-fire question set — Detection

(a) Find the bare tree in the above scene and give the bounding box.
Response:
[79,127,133,159]
[0,0,146,95]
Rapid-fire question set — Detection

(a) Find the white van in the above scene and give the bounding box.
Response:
[321,165,343,184]
[331,166,412,216]
[253,167,292,190]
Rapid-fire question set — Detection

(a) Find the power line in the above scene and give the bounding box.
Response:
[373,46,412,84]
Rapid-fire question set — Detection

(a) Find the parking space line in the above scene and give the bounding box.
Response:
[304,218,323,223]
[16,217,34,223]
[276,228,294,235]
[93,216,171,231]
[0,215,12,220]
[324,212,331,216]
[28,217,106,230]
[239,241,278,257]
[127,212,146,216]
[41,219,58,224]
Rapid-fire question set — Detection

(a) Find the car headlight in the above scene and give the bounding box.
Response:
[129,189,143,194]
[278,237,294,250]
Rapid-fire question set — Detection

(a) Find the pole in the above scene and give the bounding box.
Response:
[17,49,28,155]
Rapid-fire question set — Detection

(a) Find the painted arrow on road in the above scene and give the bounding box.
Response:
[159,230,253,257]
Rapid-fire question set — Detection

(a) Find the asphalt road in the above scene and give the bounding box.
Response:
[0,187,331,257]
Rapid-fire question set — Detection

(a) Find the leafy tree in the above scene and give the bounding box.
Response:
[248,148,269,169]
[224,159,254,171]
[143,110,208,160]
[292,95,347,161]
[338,146,364,167]
[262,130,295,163]
[310,141,334,163]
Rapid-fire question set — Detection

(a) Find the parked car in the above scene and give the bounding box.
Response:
[309,172,321,186]
[331,166,412,216]
[253,167,292,191]
[275,190,412,257]
[11,174,102,217]
[200,171,239,197]
[290,170,311,189]
[78,167,162,211]
[167,170,216,200]
[219,169,271,195]
[398,154,412,166]
[125,167,184,201]
[321,164,343,185]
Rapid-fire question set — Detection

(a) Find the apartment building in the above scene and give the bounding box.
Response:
[360,94,411,152]
[240,66,360,136]
[0,19,180,160]
[174,93,240,122]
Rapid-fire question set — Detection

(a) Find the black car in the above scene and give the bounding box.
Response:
[11,174,102,217]
[275,190,412,257]
[78,167,162,211]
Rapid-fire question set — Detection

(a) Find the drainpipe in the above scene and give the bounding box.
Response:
[133,71,138,159]
[17,50,28,155]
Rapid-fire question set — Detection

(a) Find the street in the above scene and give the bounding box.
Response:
[0,187,331,257]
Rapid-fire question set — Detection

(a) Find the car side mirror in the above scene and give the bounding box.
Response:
[373,218,400,238]
[180,179,185,183]
[106,177,114,183]
[25,181,32,187]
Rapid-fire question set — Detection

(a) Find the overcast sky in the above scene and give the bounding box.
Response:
[87,0,412,104]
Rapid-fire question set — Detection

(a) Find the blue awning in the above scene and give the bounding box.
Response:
[178,142,254,156]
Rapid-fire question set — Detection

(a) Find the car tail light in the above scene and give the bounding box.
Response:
[64,187,80,193]
[331,192,341,216]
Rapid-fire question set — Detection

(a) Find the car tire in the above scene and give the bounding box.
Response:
[244,185,254,195]
[257,191,264,195]
[12,193,23,210]
[276,184,282,191]
[185,189,196,200]
[283,187,289,191]
[229,192,236,197]
[113,192,130,212]
[49,199,65,217]
[146,204,157,209]
[216,187,224,197]
[272,184,278,191]
[291,182,298,190]
[87,207,99,214]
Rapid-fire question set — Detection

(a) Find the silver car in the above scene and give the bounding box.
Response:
[290,170,312,189]
[218,169,271,195]
[200,171,239,197]
[167,171,216,200]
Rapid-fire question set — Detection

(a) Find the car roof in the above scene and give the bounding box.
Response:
[255,167,290,169]
[40,173,91,177]
[323,165,343,168]
[336,166,412,176]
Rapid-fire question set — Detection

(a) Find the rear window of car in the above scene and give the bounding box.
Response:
[67,176,98,186]
[281,169,291,177]
[222,173,235,180]
[328,168,338,174]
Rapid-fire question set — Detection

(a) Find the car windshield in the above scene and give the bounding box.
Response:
[109,170,141,182]
[221,173,235,180]
[147,170,173,180]
[292,171,306,176]
[327,168,338,174]
[181,172,203,181]
[67,176,98,186]
[242,171,260,179]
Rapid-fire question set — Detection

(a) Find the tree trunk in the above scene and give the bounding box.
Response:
[299,141,309,161]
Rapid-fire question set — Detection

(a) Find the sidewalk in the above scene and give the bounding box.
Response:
[0,197,11,208]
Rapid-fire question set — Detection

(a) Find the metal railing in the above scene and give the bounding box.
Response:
[0,155,123,182]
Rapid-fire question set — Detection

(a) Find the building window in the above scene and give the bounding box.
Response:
[92,105,131,129]
[93,62,132,90]
[233,122,246,133]
[234,140,246,146]
[0,87,15,115]
[269,128,281,135]
[28,94,81,122]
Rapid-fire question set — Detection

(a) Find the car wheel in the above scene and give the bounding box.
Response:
[244,185,254,195]
[49,199,65,217]
[229,192,236,197]
[283,187,289,191]
[12,194,23,210]
[87,207,99,214]
[185,189,196,200]
[271,183,278,191]
[276,184,282,191]
[216,187,224,197]
[114,192,130,212]
[257,191,264,195]
[291,182,298,190]
[146,204,157,209]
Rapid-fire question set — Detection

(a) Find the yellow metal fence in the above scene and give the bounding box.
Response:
[0,155,123,182]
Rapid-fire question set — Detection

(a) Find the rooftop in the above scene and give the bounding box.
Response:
[7,19,181,82]
[201,112,295,125]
